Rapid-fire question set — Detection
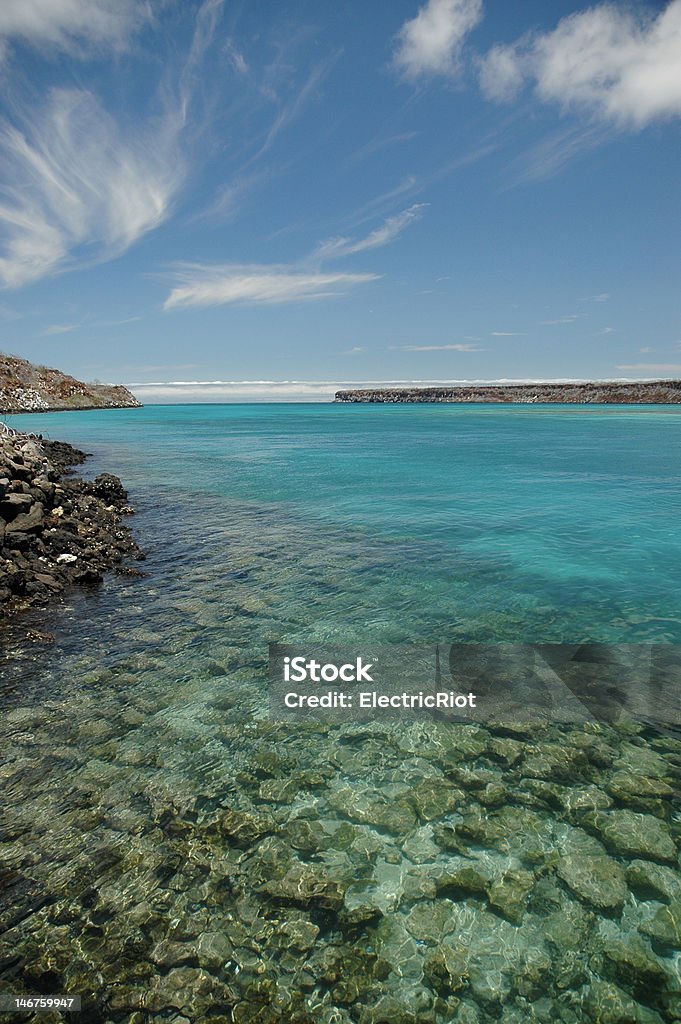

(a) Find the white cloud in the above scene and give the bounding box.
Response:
[42,323,77,336]
[394,0,483,79]
[164,264,380,309]
[0,3,227,289]
[491,331,525,336]
[314,205,427,261]
[480,2,681,127]
[0,0,147,60]
[165,201,424,310]
[0,88,184,288]
[341,346,366,355]
[598,326,615,335]
[478,43,524,101]
[539,315,577,325]
[397,343,479,352]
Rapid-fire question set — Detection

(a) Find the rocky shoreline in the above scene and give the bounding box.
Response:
[0,430,143,622]
[0,353,141,413]
[334,381,681,404]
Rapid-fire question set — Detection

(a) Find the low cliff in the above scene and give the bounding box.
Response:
[335,381,681,404]
[0,353,141,413]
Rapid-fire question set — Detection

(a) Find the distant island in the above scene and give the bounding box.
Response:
[335,381,681,404]
[0,353,141,413]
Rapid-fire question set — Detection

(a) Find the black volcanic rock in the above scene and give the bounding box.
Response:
[0,433,143,620]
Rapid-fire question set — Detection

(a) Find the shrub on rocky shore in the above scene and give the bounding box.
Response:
[0,431,143,618]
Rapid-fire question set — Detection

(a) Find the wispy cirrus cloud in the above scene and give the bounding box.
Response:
[491,331,525,337]
[0,2,226,290]
[505,123,607,186]
[314,204,428,261]
[224,38,248,76]
[394,343,479,352]
[479,1,681,128]
[255,51,342,160]
[345,131,420,169]
[42,322,77,336]
[92,315,142,328]
[0,0,148,61]
[165,202,426,310]
[394,0,483,80]
[0,87,184,288]
[539,315,577,326]
[164,264,380,310]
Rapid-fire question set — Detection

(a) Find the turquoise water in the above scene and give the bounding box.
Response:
[6,402,681,646]
[1,403,680,1024]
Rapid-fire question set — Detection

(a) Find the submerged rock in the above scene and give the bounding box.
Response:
[487,868,535,923]
[605,771,675,816]
[261,863,346,910]
[599,935,669,993]
[583,978,664,1024]
[557,854,628,911]
[423,943,469,995]
[585,811,677,863]
[625,860,681,903]
[639,900,681,950]
[216,808,275,847]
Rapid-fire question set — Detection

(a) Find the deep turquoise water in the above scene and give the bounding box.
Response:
[1,403,680,1024]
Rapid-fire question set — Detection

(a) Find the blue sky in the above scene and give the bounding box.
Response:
[0,0,680,400]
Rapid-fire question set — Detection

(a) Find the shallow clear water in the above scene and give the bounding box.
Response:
[1,403,680,1024]
[6,402,681,650]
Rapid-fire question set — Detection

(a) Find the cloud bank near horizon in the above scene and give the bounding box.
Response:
[126,376,677,403]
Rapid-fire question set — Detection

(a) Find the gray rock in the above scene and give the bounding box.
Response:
[626,860,681,903]
[585,810,677,863]
[487,868,535,923]
[606,771,675,815]
[557,854,628,910]
[435,863,492,898]
[423,943,469,995]
[600,935,669,990]
[5,501,44,533]
[639,899,681,950]
[261,863,345,910]
[583,979,663,1024]
[410,778,461,820]
[215,808,274,847]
